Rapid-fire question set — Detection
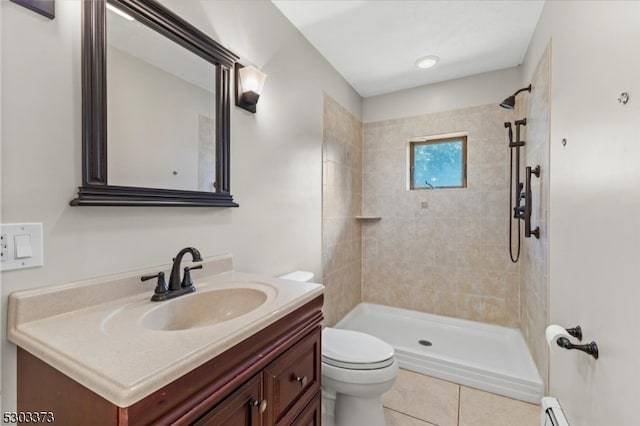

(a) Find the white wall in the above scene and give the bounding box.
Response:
[363,66,522,123]
[0,0,361,410]
[523,2,640,424]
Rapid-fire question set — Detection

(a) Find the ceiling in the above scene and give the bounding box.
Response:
[272,1,544,97]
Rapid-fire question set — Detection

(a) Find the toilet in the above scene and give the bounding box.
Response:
[279,271,399,426]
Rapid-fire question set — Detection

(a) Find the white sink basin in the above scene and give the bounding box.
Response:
[141,287,268,331]
[99,280,279,336]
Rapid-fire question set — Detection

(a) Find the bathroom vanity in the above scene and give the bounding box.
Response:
[8,255,324,425]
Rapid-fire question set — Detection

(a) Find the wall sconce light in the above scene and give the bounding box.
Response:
[235,64,267,113]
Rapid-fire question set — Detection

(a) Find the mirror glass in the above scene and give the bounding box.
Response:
[73,0,238,207]
[106,5,217,192]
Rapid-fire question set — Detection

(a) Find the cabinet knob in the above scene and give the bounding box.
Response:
[295,375,308,387]
[251,399,268,414]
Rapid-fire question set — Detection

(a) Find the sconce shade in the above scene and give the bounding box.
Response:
[235,64,267,113]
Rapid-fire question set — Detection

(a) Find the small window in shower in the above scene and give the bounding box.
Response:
[409,136,467,189]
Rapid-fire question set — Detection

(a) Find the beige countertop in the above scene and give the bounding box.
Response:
[7,254,324,408]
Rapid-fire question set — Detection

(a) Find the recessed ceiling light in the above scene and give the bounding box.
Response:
[415,55,440,69]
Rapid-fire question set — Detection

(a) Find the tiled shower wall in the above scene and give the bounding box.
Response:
[520,44,551,386]
[361,105,520,327]
[322,96,363,326]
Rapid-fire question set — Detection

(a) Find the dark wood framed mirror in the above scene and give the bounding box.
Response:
[71,0,239,207]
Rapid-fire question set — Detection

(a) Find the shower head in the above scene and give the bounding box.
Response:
[499,84,532,110]
[499,96,516,110]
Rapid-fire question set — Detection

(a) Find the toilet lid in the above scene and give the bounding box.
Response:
[322,328,395,370]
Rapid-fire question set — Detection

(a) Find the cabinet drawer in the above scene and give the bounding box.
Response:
[264,328,321,425]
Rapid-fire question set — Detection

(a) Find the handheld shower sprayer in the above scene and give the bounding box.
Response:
[504,122,513,145]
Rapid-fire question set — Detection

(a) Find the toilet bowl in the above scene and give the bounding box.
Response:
[322,327,398,426]
[278,271,399,426]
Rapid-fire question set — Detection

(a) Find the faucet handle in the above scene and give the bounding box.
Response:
[141,271,168,298]
[181,264,202,288]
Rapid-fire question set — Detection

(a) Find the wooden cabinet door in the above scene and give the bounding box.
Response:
[290,393,321,426]
[264,329,321,425]
[193,374,263,426]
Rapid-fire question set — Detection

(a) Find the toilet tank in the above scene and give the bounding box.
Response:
[278,271,314,282]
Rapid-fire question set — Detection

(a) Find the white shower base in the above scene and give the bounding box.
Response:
[335,303,543,404]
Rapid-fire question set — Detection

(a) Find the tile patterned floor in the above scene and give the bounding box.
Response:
[381,369,540,426]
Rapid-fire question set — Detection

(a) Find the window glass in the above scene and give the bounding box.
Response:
[410,136,467,189]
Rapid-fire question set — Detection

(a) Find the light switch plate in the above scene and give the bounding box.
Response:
[0,223,43,271]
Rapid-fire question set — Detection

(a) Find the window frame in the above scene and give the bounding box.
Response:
[409,135,468,190]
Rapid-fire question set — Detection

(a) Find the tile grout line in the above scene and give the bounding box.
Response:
[383,406,439,426]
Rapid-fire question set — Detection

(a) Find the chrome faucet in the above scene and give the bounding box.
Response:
[141,247,203,301]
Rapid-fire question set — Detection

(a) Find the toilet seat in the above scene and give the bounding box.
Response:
[322,328,394,370]
[322,356,395,370]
